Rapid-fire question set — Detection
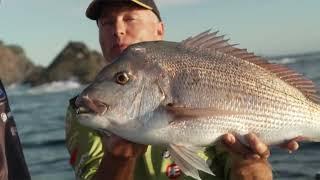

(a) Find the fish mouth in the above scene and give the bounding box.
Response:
[76,106,95,115]
[75,95,110,116]
[111,44,128,54]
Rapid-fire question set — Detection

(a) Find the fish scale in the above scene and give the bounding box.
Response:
[165,61,320,143]
[76,30,320,180]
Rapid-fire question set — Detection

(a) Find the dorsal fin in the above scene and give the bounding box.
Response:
[180,30,320,104]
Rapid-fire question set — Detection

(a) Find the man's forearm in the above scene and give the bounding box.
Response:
[93,152,138,180]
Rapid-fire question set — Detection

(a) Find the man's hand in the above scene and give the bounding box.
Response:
[222,133,300,159]
[93,134,147,180]
[102,134,147,159]
[221,133,300,180]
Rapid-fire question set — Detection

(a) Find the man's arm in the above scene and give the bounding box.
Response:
[93,135,146,180]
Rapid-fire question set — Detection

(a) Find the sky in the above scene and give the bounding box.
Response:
[0,0,320,66]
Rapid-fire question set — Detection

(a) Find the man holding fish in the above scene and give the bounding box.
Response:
[65,0,302,179]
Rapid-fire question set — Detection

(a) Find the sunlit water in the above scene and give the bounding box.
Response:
[5,52,320,180]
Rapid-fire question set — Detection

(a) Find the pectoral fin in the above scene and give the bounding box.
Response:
[166,104,243,122]
[168,144,214,180]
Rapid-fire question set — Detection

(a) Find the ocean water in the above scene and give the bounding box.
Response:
[4,52,320,180]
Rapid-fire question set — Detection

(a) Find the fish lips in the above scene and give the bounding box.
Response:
[75,95,110,116]
[76,111,111,131]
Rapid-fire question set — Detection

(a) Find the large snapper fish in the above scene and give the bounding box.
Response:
[75,30,320,179]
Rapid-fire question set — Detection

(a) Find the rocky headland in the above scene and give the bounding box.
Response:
[0,41,40,85]
[0,40,106,86]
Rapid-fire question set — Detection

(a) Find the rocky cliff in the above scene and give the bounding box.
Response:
[0,40,106,86]
[0,42,39,85]
[24,41,107,86]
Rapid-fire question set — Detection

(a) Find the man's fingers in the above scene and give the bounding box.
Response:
[280,140,299,153]
[222,133,251,158]
[287,141,299,153]
[245,133,270,159]
[221,133,270,160]
[279,136,304,152]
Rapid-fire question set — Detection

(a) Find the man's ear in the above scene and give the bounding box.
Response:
[157,22,165,40]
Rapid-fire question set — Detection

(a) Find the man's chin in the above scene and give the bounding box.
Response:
[110,50,122,59]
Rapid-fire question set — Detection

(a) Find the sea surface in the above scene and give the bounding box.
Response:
[4,51,320,180]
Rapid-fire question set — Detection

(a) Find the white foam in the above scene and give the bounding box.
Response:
[27,80,81,95]
[269,57,299,64]
[5,84,30,96]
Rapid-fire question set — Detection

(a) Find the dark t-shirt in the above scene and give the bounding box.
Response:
[0,81,30,180]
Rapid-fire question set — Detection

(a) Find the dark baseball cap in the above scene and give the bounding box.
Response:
[86,0,161,21]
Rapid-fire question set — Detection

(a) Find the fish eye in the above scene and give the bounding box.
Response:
[115,72,130,85]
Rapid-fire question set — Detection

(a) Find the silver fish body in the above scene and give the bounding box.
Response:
[76,30,320,179]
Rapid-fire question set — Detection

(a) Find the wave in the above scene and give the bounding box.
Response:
[27,80,81,95]
[6,83,31,96]
[269,52,320,65]
[269,57,299,64]
[23,139,65,149]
